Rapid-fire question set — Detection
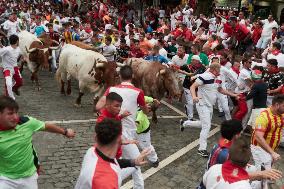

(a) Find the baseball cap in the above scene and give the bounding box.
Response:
[192,55,201,62]
[251,69,263,80]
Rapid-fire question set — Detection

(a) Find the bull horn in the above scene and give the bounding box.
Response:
[25,46,37,53]
[52,40,59,45]
[129,59,133,66]
[159,69,166,74]
[96,63,105,68]
[49,46,60,50]
[37,38,45,45]
[116,62,125,67]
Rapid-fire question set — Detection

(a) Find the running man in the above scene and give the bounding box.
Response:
[0,35,23,99]
[0,96,75,189]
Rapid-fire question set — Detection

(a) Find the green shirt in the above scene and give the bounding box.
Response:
[187,53,209,66]
[136,96,153,134]
[0,116,45,179]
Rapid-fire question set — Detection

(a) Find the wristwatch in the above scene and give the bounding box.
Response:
[63,128,68,136]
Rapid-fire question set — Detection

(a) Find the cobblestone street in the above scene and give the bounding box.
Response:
[1,69,283,189]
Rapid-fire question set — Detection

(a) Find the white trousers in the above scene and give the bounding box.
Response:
[242,99,253,129]
[0,173,38,189]
[248,108,266,128]
[184,87,194,120]
[251,145,272,170]
[51,50,57,70]
[137,131,158,163]
[182,120,202,129]
[266,96,273,107]
[256,36,270,49]
[217,93,231,120]
[196,103,213,151]
[121,130,144,189]
[251,145,272,189]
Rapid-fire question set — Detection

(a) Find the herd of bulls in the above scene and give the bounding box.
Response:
[17,31,182,123]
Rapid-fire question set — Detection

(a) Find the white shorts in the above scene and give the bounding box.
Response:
[0,173,38,189]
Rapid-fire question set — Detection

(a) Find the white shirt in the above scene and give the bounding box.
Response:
[203,164,252,189]
[171,54,189,67]
[261,19,278,37]
[196,72,221,107]
[267,53,284,68]
[148,38,157,46]
[0,46,21,70]
[159,48,168,59]
[105,82,146,138]
[2,20,18,37]
[226,68,239,92]
[159,10,165,18]
[220,65,237,89]
[102,44,116,62]
[236,68,251,93]
[75,147,121,189]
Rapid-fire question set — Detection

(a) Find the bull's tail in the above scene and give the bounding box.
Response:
[55,67,62,85]
[56,50,65,85]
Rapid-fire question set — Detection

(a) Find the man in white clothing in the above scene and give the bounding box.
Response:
[2,13,20,38]
[181,63,238,157]
[171,46,189,67]
[256,15,278,51]
[102,36,117,62]
[236,57,253,128]
[0,35,22,100]
[96,65,149,189]
[203,137,252,189]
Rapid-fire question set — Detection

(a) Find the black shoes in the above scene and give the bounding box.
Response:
[197,150,209,158]
[218,111,225,117]
[179,119,184,132]
[12,88,20,96]
[150,159,159,168]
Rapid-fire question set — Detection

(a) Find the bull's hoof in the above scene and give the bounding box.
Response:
[36,87,42,91]
[74,103,81,108]
[60,90,66,96]
[66,89,71,95]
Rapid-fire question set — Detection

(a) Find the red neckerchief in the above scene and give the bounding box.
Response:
[272,34,277,41]
[231,66,240,75]
[269,67,280,74]
[97,108,121,123]
[222,161,249,184]
[271,49,281,56]
[85,28,92,34]
[218,138,233,148]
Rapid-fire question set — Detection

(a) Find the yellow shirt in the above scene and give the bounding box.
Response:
[251,108,284,150]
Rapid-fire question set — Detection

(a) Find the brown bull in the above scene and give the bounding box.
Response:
[125,58,181,123]
[19,31,60,90]
[92,61,120,110]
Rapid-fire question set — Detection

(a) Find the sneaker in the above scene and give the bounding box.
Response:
[149,159,159,168]
[179,119,184,132]
[12,88,20,96]
[197,150,209,158]
[218,111,225,117]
